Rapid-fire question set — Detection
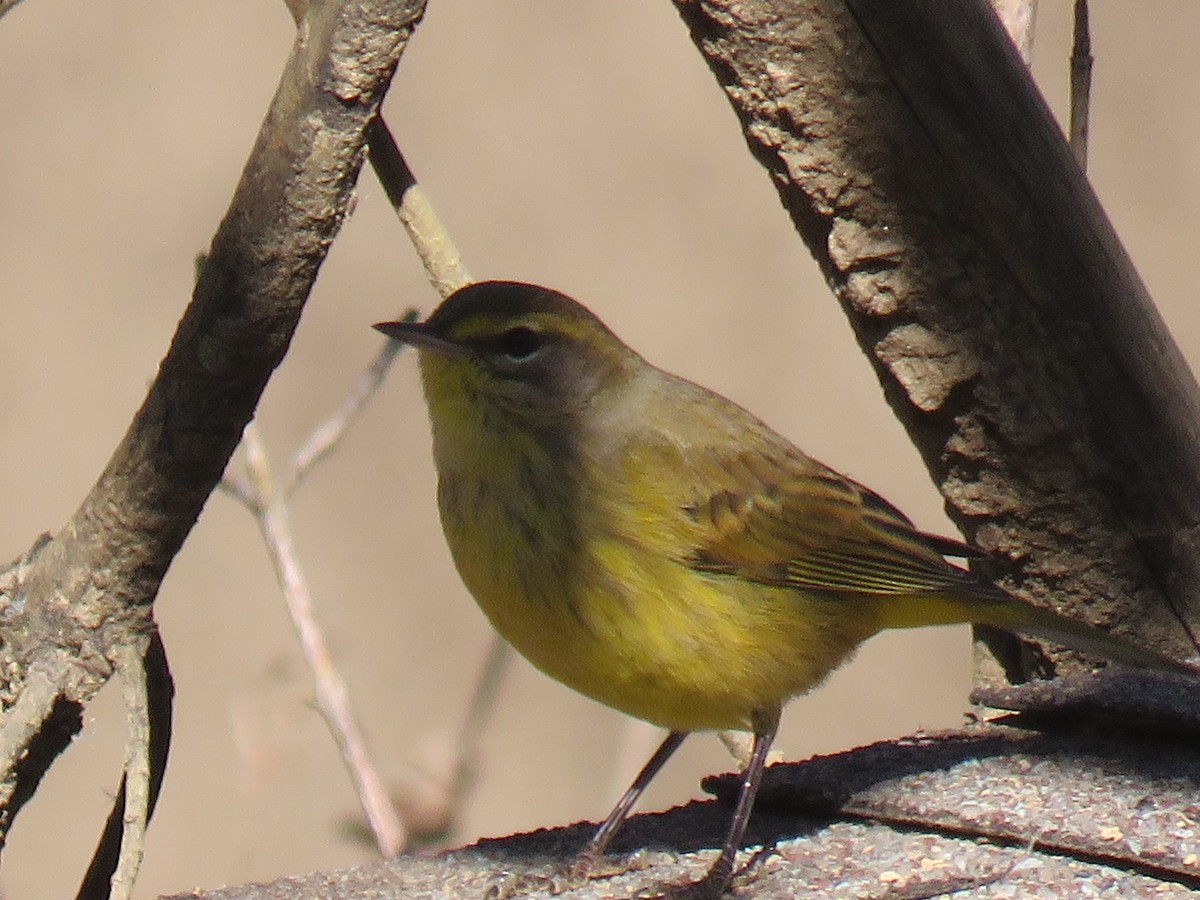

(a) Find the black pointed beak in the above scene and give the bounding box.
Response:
[373,320,467,356]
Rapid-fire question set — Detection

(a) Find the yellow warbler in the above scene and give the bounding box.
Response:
[375,280,1189,897]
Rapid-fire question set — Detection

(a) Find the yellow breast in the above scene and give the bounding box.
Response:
[432,421,879,733]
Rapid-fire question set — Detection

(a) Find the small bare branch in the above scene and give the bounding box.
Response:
[209,0,488,856]
[216,0,481,850]
[76,631,173,900]
[447,637,511,812]
[106,642,154,900]
[239,423,407,857]
[287,312,417,496]
[0,0,28,22]
[366,120,472,297]
[1070,0,1093,169]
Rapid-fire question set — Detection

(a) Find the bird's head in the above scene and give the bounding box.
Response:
[375,280,638,423]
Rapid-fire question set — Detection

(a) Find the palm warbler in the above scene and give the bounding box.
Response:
[375,280,1190,897]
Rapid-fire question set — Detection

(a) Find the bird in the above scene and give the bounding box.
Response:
[374,279,1191,897]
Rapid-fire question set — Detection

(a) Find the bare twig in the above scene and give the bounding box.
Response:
[211,0,494,856]
[215,108,480,853]
[447,636,511,812]
[219,309,423,856]
[76,630,173,900]
[204,0,493,860]
[237,422,407,857]
[106,642,153,900]
[287,311,417,496]
[227,306,515,850]
[1070,0,1093,169]
[1,0,427,881]
[366,119,472,297]
[0,0,28,22]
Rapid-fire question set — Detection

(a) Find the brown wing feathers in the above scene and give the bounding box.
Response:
[684,450,975,597]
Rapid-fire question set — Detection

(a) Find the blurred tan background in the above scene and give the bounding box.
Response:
[1,2,1198,897]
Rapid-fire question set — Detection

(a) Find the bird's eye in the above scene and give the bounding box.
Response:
[493,326,542,362]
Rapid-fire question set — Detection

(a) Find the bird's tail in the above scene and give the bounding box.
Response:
[879,587,1196,676]
[981,596,1196,675]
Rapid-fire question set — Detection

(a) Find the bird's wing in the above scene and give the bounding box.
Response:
[682,449,975,596]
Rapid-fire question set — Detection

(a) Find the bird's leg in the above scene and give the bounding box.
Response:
[571,730,689,878]
[671,707,780,898]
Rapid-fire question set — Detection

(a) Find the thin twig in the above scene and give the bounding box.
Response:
[214,103,489,856]
[0,0,28,22]
[366,118,472,297]
[239,422,407,857]
[223,0,489,855]
[0,662,61,789]
[107,641,153,900]
[286,311,417,497]
[447,637,511,812]
[218,342,418,855]
[1069,0,1093,170]
[76,630,174,900]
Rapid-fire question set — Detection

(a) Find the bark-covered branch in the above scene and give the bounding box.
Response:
[7,0,1199,896]
[0,0,427,879]
[148,2,1200,895]
[670,0,1200,678]
[162,676,1200,897]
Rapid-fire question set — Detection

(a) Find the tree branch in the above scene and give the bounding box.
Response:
[1070,0,1094,169]
[239,422,408,857]
[75,630,174,900]
[365,118,473,297]
[0,0,27,22]
[0,0,427,876]
[287,313,416,496]
[670,0,1200,681]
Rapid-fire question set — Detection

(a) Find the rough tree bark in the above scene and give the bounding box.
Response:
[10,0,1200,897]
[0,0,427,894]
[165,2,1200,896]
[669,0,1200,682]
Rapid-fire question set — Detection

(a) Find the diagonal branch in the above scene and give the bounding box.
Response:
[76,630,174,900]
[286,311,416,496]
[1069,0,1093,169]
[0,0,27,22]
[0,0,428,878]
[365,119,473,297]
[240,422,408,857]
[671,0,1200,682]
